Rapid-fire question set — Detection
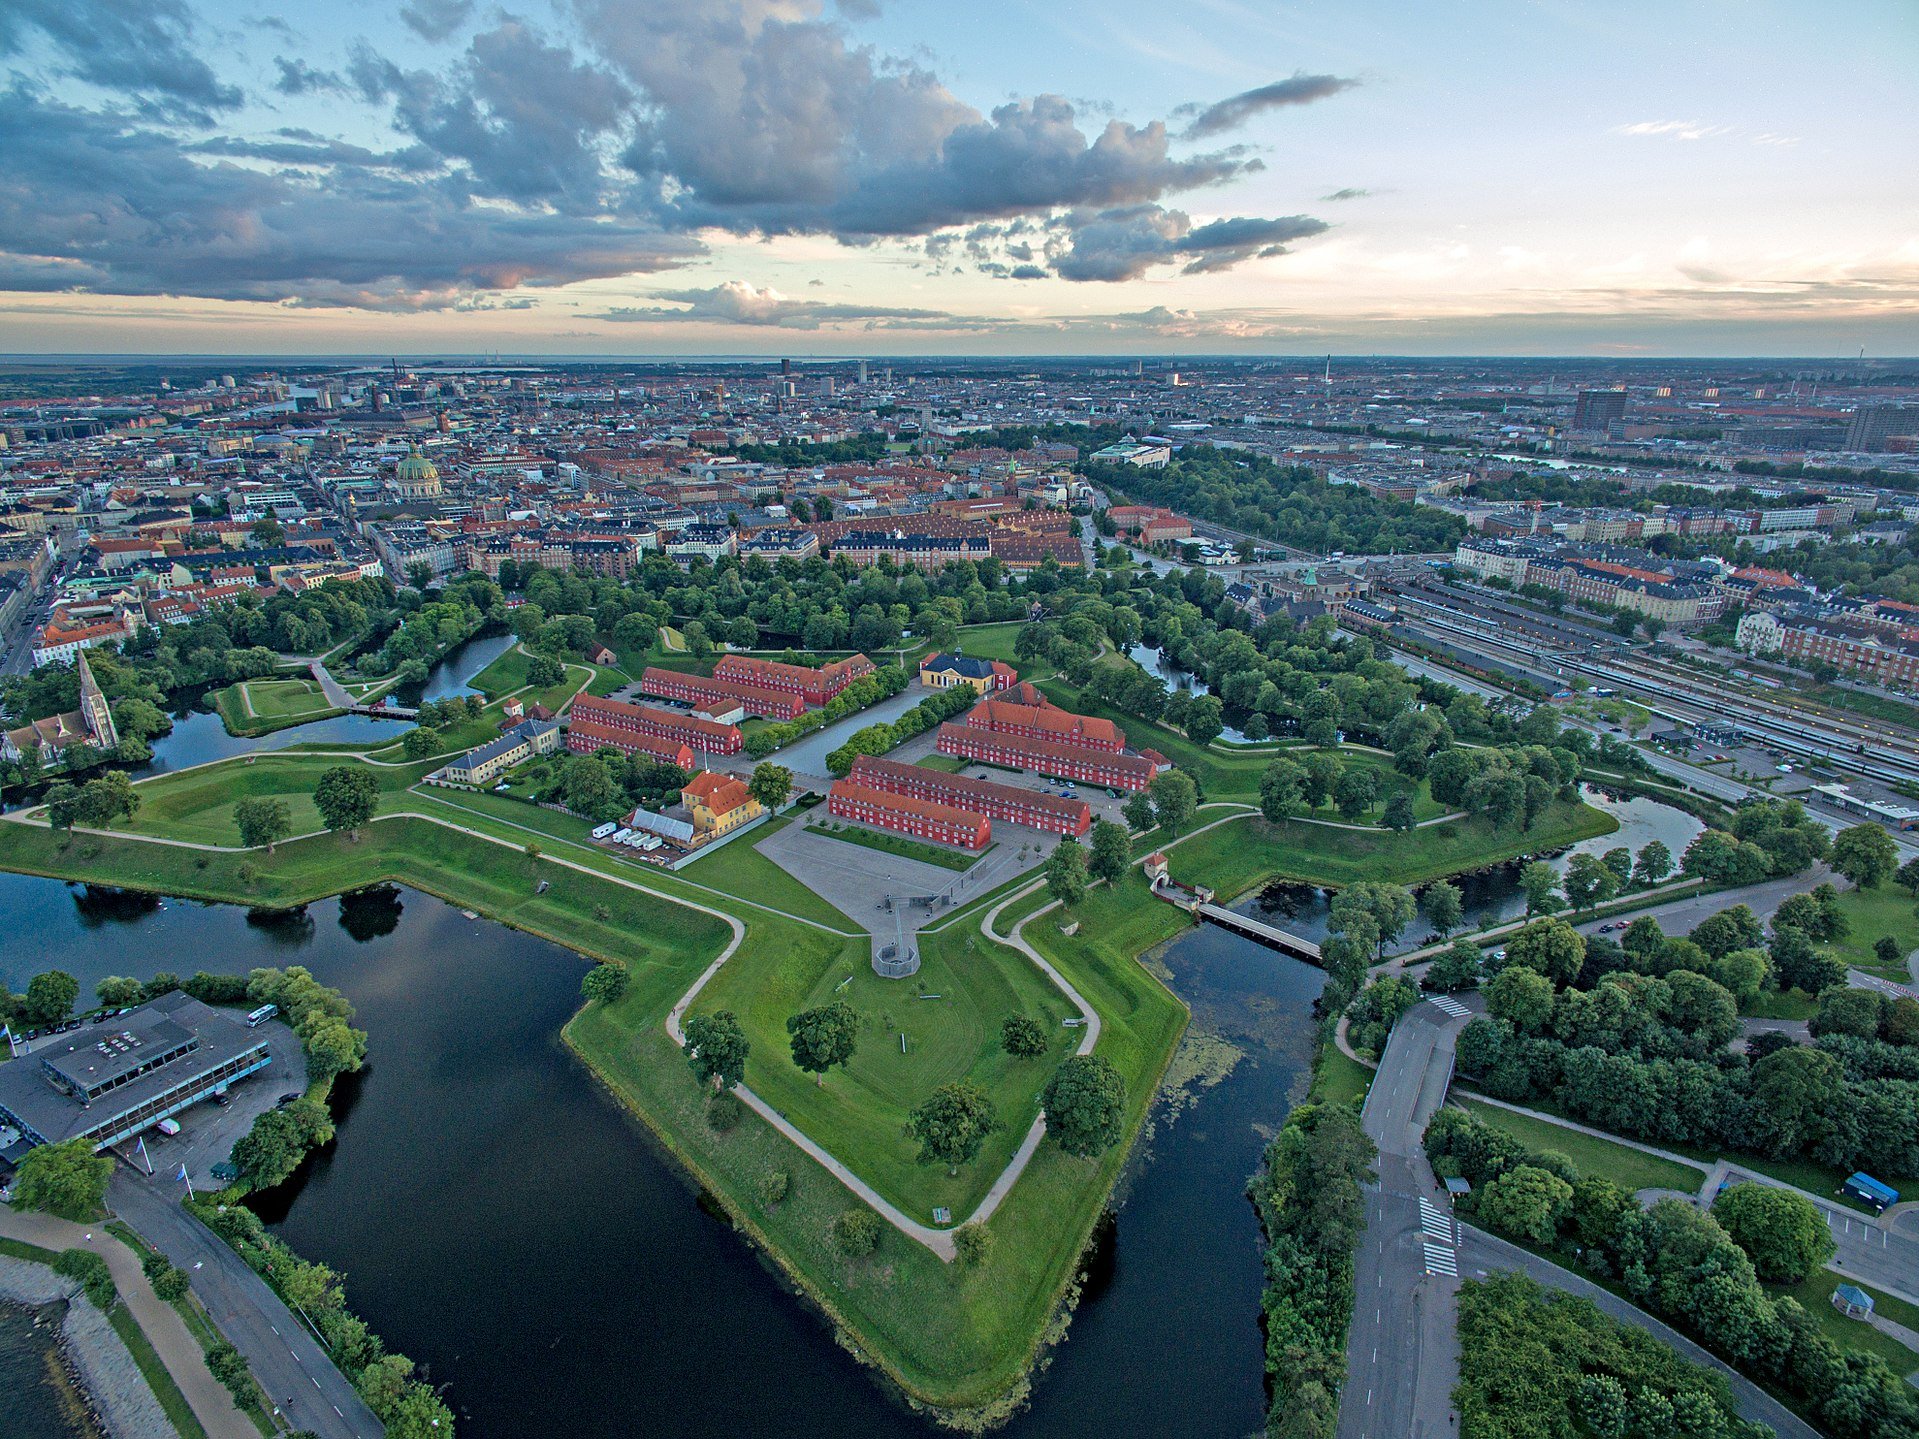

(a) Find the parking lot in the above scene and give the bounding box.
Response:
[111,1018,310,1191]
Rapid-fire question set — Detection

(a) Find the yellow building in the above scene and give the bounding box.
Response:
[681,770,763,837]
[918,652,1017,694]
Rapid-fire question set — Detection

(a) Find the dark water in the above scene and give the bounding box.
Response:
[0,1300,96,1439]
[128,630,517,777]
[1239,786,1705,952]
[0,869,1321,1438]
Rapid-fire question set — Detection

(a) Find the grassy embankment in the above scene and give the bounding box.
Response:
[1823,884,1919,982]
[210,678,342,737]
[1457,1099,1705,1194]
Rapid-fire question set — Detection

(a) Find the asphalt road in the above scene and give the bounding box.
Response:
[110,1170,384,1439]
[1339,999,1472,1439]
[1455,1225,1820,1439]
[1571,865,1832,942]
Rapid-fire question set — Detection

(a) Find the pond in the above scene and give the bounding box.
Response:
[0,870,1322,1439]
[1124,645,1252,743]
[127,630,518,777]
[1235,786,1707,952]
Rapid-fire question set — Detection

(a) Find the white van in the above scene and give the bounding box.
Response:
[155,1118,182,1137]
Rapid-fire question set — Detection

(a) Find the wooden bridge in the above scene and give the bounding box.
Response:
[310,661,418,721]
[1148,871,1322,963]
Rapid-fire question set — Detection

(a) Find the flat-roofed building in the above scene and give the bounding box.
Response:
[0,993,275,1153]
[827,779,991,849]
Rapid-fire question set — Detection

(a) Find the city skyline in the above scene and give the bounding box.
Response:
[1,0,1915,355]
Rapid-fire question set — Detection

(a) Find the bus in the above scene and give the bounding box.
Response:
[245,1004,279,1028]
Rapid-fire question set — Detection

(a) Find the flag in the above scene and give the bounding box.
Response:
[177,1165,189,1181]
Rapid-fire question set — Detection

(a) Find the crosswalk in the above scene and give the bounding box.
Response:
[1426,994,1471,1019]
[1420,1196,1460,1276]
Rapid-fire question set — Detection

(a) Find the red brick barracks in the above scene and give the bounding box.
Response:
[828,780,992,850]
[847,755,1091,836]
[565,693,741,758]
[967,698,1124,752]
[640,666,804,720]
[714,652,875,706]
[937,724,1160,791]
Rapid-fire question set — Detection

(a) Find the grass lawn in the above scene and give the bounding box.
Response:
[1163,798,1617,899]
[1768,1271,1919,1375]
[804,818,982,872]
[693,907,1072,1221]
[915,754,969,773]
[1822,884,1919,981]
[1312,1045,1374,1108]
[107,753,433,847]
[212,678,340,736]
[107,1303,212,1439]
[469,643,537,697]
[1743,989,1819,1020]
[674,815,861,930]
[1458,1099,1706,1193]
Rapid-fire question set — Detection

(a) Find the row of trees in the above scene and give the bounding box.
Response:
[1247,1102,1378,1439]
[742,663,910,757]
[1431,1107,1918,1439]
[1454,911,1919,1175]
[823,681,979,775]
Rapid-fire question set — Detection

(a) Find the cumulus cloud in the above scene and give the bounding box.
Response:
[1180,72,1358,139]
[399,0,476,43]
[0,0,1341,308]
[599,281,958,329]
[1052,205,1328,282]
[0,0,240,120]
[0,89,699,310]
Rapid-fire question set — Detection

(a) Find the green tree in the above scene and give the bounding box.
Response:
[1183,694,1224,746]
[1041,1054,1127,1159]
[1633,839,1673,886]
[1896,856,1919,897]
[1333,767,1379,822]
[1001,1014,1049,1058]
[1875,934,1904,971]
[1087,818,1131,884]
[1258,757,1302,823]
[1832,822,1898,888]
[1478,1163,1574,1244]
[683,1010,750,1091]
[1380,790,1417,832]
[233,795,291,852]
[1504,917,1586,986]
[787,1001,858,1085]
[95,975,143,1007]
[831,1207,882,1256]
[581,963,629,1006]
[747,762,793,809]
[53,1248,117,1310]
[1599,846,1635,889]
[1423,938,1482,993]
[1711,1183,1836,1283]
[1424,880,1463,937]
[1300,752,1342,810]
[1519,860,1561,917]
[953,1223,992,1267]
[526,652,566,686]
[12,1139,112,1220]
[908,1082,1000,1173]
[1045,836,1089,905]
[563,757,623,821]
[1562,851,1618,913]
[1485,966,1555,1032]
[1148,770,1197,835]
[312,765,380,839]
[24,969,79,1026]
[1121,791,1156,831]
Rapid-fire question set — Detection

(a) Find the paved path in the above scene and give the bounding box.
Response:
[108,1176,382,1438]
[1456,1225,1820,1439]
[0,1201,260,1439]
[1339,999,1471,1439]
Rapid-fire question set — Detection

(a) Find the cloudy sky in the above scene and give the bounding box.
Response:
[1,0,1914,355]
